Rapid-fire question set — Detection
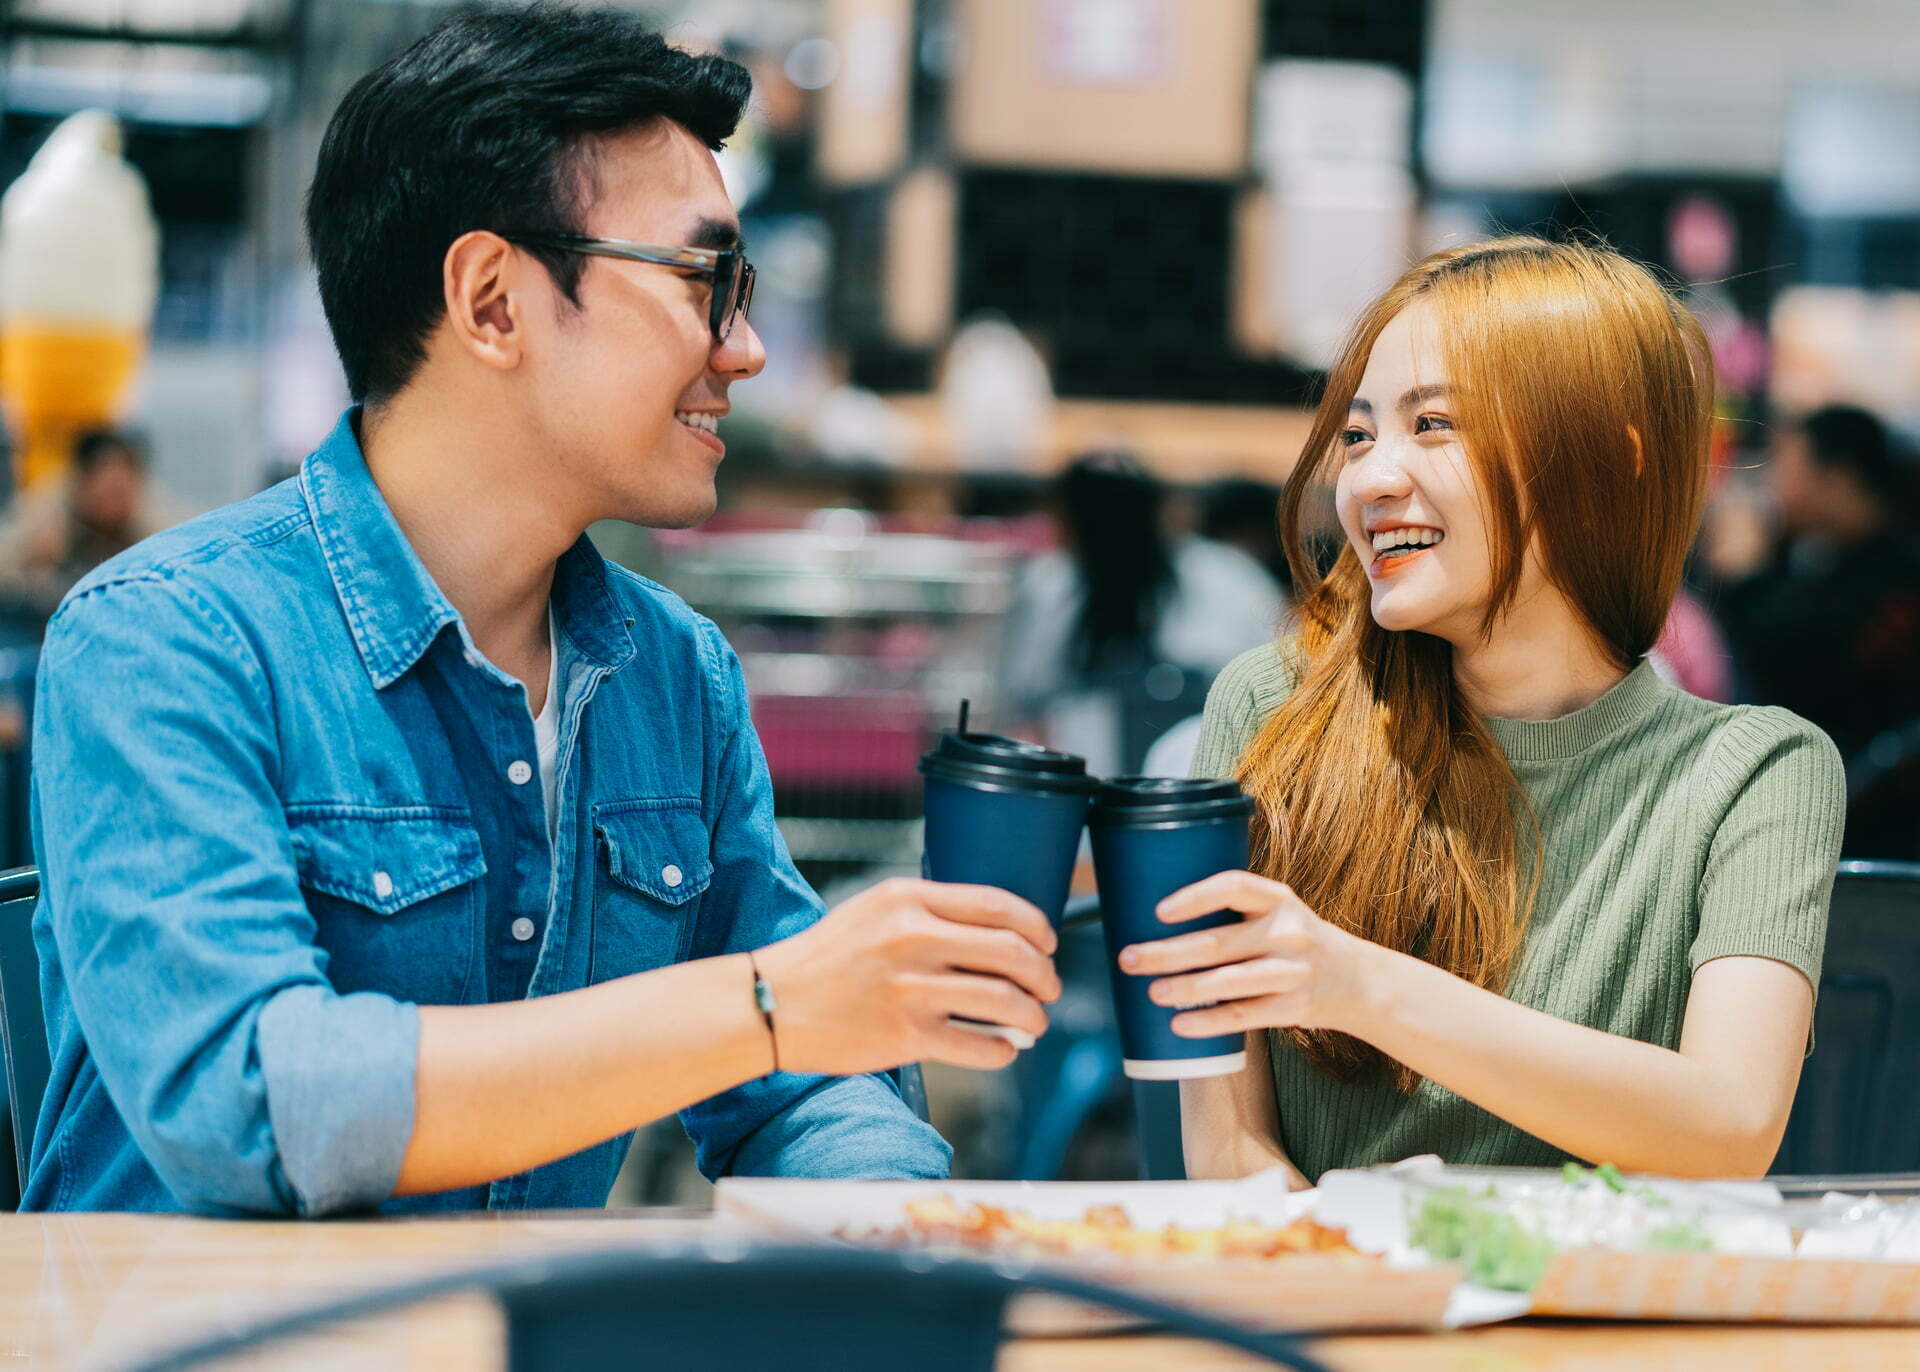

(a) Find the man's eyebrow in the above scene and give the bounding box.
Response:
[1398,383,1449,410]
[689,217,742,251]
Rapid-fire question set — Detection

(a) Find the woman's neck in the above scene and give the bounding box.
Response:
[1448,593,1630,722]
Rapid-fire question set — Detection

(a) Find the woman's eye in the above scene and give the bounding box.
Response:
[1339,427,1372,448]
[1414,413,1454,434]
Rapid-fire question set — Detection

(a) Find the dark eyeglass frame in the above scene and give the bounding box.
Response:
[506,232,756,342]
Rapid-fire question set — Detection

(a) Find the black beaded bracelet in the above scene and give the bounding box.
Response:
[746,950,779,1074]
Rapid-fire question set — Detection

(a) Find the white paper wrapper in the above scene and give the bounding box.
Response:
[1796,1194,1920,1262]
[1312,1158,1920,1324]
[715,1169,1471,1333]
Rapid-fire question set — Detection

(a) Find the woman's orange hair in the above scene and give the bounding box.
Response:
[1238,236,1714,1088]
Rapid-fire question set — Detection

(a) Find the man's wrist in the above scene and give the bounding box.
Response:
[745,950,779,1075]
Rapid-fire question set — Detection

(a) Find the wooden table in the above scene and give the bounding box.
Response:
[5,1211,1919,1370]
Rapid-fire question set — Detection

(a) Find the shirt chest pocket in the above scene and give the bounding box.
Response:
[588,799,714,985]
[288,808,488,1007]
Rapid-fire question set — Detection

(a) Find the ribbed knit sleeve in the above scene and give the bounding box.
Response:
[1689,708,1846,988]
[1190,642,1297,780]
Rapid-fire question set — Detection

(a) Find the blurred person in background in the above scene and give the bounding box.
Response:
[0,429,172,624]
[1199,478,1293,596]
[22,6,1061,1219]
[1706,404,1920,757]
[998,452,1283,778]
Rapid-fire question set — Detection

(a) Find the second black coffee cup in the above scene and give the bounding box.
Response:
[1089,776,1253,1080]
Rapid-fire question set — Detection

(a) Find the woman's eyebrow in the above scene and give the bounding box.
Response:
[1398,383,1449,411]
[1349,398,1373,417]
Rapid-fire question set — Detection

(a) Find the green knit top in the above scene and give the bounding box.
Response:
[1190,641,1846,1181]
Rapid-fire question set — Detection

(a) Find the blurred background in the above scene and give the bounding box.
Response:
[0,0,1915,1198]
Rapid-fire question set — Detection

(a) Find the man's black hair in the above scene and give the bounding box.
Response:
[306,3,751,404]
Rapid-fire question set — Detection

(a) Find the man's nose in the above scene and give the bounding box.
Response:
[713,315,766,380]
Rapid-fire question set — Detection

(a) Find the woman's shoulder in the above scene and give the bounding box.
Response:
[1693,699,1845,802]
[1632,683,1845,827]
[1191,640,1301,775]
[1211,639,1302,715]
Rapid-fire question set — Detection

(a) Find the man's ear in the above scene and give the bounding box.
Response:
[442,230,524,374]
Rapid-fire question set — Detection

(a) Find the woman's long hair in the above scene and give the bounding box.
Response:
[1238,237,1715,1088]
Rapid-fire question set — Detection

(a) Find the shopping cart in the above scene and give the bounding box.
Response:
[654,509,1023,894]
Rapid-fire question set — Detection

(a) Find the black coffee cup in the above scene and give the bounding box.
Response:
[1088,777,1252,1080]
[920,710,1097,1049]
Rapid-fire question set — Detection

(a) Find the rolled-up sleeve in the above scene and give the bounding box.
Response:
[676,623,950,1180]
[34,572,418,1216]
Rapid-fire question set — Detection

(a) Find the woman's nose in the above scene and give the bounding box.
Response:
[1348,444,1413,505]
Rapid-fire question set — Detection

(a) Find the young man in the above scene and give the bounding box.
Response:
[22,6,1057,1217]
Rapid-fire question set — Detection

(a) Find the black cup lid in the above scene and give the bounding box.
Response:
[919,730,1098,794]
[1089,776,1252,825]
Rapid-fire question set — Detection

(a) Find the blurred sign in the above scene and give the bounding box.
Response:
[817,0,913,185]
[949,0,1255,176]
[1040,0,1170,84]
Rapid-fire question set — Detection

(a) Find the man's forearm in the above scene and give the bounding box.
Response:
[393,952,772,1196]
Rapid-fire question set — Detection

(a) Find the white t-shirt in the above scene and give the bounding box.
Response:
[532,609,560,835]
[995,537,1286,778]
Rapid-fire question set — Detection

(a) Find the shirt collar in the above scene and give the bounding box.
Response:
[301,409,635,689]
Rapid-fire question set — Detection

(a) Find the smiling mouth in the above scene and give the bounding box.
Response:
[674,409,725,454]
[1368,527,1444,573]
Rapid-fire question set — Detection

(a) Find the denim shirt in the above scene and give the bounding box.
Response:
[22,411,949,1216]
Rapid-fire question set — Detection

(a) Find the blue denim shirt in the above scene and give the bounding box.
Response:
[22,411,949,1216]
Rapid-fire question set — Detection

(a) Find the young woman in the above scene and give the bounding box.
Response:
[1119,237,1844,1185]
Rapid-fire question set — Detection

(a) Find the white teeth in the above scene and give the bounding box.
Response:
[1370,527,1444,552]
[674,411,719,434]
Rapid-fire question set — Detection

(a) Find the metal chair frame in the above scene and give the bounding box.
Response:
[124,1242,1327,1372]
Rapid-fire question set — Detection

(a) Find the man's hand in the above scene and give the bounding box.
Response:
[752,878,1061,1074]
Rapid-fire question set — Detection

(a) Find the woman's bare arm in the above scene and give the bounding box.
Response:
[1179,1026,1310,1187]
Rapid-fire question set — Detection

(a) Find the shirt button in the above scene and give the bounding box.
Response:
[511,917,536,942]
[507,760,533,786]
[662,864,683,888]
[371,871,394,900]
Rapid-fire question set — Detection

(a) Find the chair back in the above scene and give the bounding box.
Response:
[126,1243,1327,1372]
[1775,860,1920,1174]
[1846,719,1920,861]
[0,865,44,1205]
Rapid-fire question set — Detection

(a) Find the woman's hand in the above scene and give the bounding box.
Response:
[1117,871,1381,1039]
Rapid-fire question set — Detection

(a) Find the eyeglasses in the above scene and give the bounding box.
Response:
[507,232,756,343]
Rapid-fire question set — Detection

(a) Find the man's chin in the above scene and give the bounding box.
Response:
[614,487,719,531]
